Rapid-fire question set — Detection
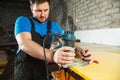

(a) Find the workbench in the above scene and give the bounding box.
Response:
[67,42,120,80]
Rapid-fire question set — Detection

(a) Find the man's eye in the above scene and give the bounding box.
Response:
[35,10,41,12]
[44,9,48,12]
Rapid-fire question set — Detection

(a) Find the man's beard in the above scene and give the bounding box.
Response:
[39,17,46,23]
[33,17,46,23]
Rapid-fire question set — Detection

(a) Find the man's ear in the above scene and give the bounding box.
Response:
[30,5,33,12]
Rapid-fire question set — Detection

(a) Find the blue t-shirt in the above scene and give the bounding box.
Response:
[14,16,63,37]
[14,16,63,53]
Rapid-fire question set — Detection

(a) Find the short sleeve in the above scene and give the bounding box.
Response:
[14,16,31,36]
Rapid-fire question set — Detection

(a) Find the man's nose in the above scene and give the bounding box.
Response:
[41,11,45,17]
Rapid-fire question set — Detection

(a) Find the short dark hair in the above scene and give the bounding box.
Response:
[29,0,50,5]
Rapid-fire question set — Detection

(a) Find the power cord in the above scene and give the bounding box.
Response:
[43,33,61,80]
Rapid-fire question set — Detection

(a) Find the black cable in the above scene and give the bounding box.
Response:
[43,33,52,80]
[43,33,61,80]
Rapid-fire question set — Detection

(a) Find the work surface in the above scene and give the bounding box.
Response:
[69,42,120,80]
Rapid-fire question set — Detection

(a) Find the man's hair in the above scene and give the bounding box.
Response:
[29,0,50,5]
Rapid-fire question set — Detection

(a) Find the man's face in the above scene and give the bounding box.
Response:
[31,2,50,23]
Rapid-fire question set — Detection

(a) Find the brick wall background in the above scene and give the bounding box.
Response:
[0,0,120,31]
[50,0,120,30]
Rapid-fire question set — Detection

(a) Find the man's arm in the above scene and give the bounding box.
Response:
[16,32,75,64]
[16,32,54,62]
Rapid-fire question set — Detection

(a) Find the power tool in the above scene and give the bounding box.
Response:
[61,30,76,47]
[61,30,90,68]
[54,30,76,49]
[54,30,89,68]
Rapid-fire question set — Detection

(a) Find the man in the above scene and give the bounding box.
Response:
[14,0,98,80]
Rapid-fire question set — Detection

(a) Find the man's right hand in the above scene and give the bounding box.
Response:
[53,46,75,65]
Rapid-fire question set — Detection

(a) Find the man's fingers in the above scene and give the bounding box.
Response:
[61,51,75,57]
[89,59,99,64]
[61,55,75,61]
[58,57,74,64]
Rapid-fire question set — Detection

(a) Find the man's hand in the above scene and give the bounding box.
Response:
[53,46,75,65]
[75,47,99,64]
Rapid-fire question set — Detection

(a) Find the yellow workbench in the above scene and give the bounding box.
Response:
[69,42,120,80]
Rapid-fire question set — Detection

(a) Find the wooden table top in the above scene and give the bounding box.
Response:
[69,42,120,80]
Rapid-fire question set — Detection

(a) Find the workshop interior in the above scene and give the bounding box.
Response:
[0,0,120,80]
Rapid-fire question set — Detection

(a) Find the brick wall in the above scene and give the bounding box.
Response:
[62,0,120,30]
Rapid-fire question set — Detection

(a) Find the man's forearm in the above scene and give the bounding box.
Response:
[18,39,54,62]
